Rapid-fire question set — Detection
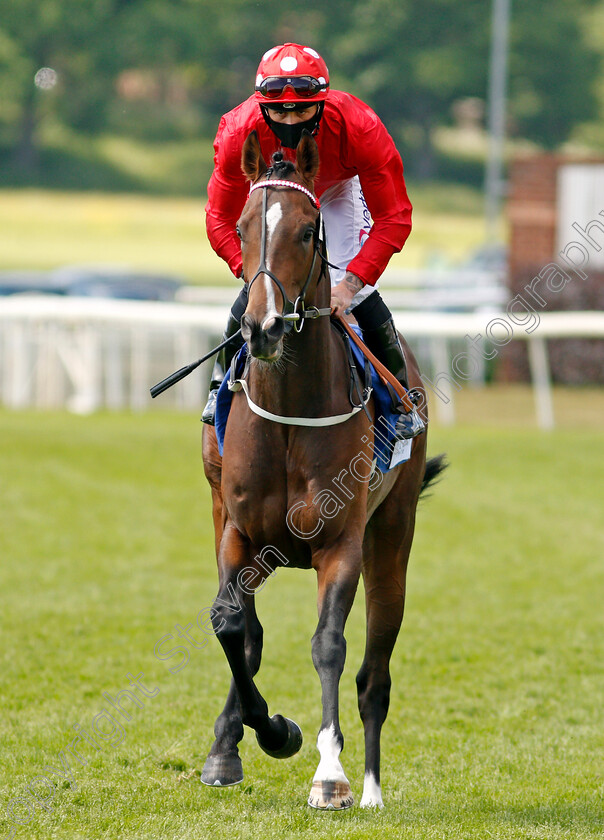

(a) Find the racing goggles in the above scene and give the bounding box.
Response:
[255,75,328,100]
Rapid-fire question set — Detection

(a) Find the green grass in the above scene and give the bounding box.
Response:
[0,185,497,284]
[0,130,217,197]
[0,406,602,839]
[0,190,235,286]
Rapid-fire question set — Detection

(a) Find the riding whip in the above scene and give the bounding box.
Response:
[150,330,242,398]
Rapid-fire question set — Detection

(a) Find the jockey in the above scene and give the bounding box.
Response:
[202,42,425,439]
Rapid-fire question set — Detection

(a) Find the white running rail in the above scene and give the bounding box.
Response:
[1,295,603,428]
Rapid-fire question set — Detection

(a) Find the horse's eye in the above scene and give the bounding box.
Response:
[236,226,243,240]
[303,228,314,243]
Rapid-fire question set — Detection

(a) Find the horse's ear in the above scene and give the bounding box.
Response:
[296,130,320,185]
[241,130,268,182]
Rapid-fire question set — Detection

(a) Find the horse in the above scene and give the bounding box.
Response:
[201,129,445,810]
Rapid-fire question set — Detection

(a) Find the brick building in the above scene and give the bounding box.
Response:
[504,154,604,383]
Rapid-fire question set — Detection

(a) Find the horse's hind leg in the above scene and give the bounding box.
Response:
[356,501,416,808]
[201,596,263,786]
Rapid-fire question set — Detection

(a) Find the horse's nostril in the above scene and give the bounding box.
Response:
[241,314,254,340]
[241,312,283,359]
[263,315,285,342]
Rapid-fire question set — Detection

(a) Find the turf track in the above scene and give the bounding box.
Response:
[0,408,602,839]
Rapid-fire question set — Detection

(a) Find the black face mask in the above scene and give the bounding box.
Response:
[261,104,323,149]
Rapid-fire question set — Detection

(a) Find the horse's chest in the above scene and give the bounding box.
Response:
[223,436,365,551]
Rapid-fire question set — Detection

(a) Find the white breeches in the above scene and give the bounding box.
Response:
[320,175,376,307]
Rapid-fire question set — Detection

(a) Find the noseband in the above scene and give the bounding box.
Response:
[245,175,332,333]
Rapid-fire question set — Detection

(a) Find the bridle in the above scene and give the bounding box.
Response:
[149,168,337,399]
[245,173,332,333]
[228,172,373,425]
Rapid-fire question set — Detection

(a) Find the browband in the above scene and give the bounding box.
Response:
[249,179,320,209]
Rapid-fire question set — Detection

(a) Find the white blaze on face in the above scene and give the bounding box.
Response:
[263,199,283,318]
[360,770,383,808]
[312,724,349,784]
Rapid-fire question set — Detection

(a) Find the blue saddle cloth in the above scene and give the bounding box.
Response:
[214,325,412,472]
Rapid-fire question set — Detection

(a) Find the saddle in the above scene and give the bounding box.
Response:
[329,318,373,416]
[334,315,415,413]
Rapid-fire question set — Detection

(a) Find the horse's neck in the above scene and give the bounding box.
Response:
[249,318,340,416]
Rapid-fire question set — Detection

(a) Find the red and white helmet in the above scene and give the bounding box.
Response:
[254,43,329,105]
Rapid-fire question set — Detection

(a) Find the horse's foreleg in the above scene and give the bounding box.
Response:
[308,544,362,811]
[356,510,415,808]
[210,525,302,763]
[201,597,263,786]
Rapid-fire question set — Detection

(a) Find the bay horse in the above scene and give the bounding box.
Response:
[201,130,445,810]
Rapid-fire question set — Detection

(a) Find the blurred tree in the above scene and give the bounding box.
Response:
[331,0,491,178]
[0,0,347,160]
[330,0,601,177]
[0,0,601,180]
[0,0,120,168]
[509,0,600,147]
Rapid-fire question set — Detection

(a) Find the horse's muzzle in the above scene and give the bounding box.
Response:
[241,312,285,361]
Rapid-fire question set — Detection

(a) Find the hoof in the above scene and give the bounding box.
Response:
[308,780,354,811]
[256,715,303,759]
[200,752,243,787]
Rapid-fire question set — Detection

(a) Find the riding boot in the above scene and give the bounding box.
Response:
[201,286,248,425]
[352,292,425,440]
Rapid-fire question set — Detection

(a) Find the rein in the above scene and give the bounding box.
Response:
[246,174,331,332]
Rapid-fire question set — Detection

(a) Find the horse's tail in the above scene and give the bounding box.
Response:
[420,454,448,497]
